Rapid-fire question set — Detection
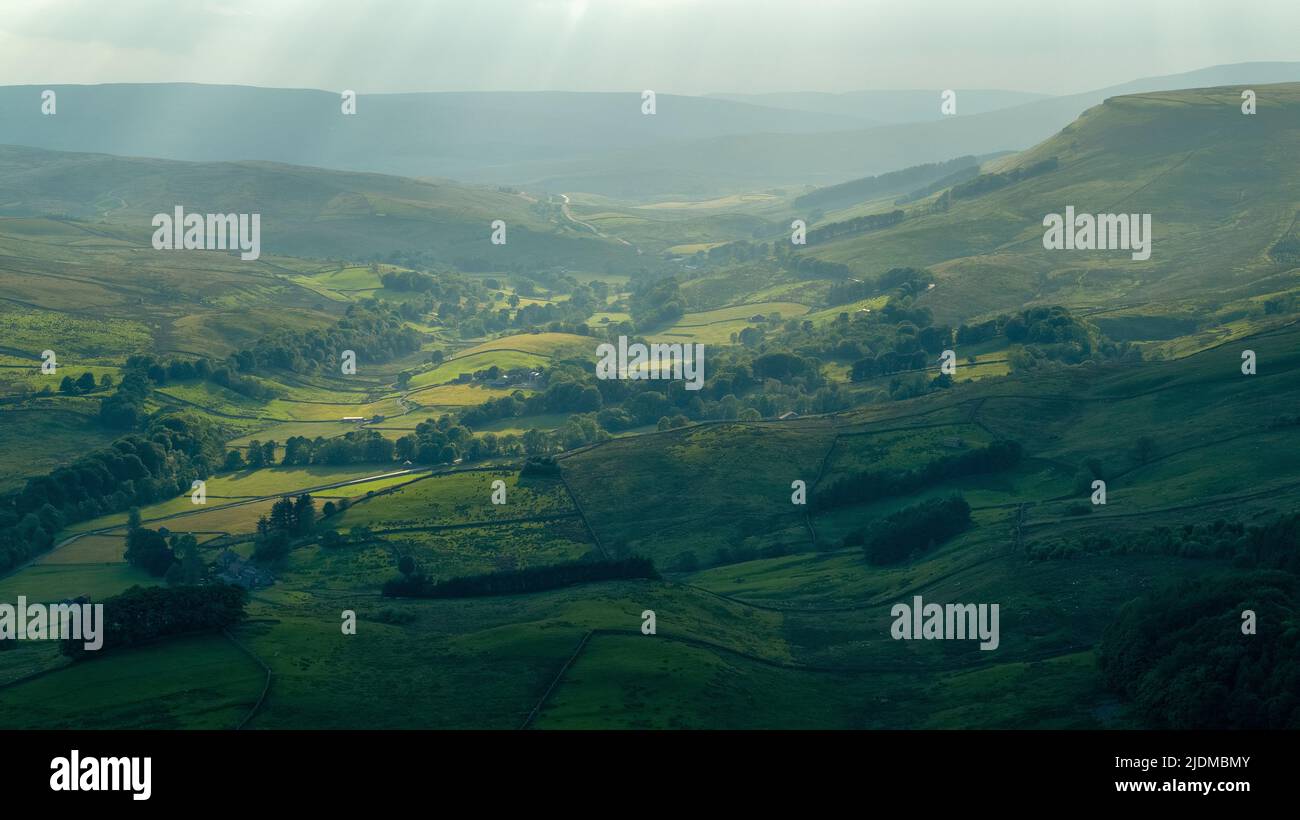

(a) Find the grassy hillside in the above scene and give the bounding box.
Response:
[798,83,1300,325]
[0,144,634,267]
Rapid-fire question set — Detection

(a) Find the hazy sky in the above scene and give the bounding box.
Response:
[1,0,1296,96]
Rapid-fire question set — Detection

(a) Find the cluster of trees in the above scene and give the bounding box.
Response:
[61,583,249,659]
[950,157,1058,199]
[796,156,979,211]
[382,556,658,598]
[457,346,826,438]
[380,269,446,292]
[100,355,249,430]
[395,416,490,465]
[1098,571,1298,728]
[254,494,316,561]
[752,269,955,393]
[814,441,1022,512]
[851,349,932,380]
[232,301,421,375]
[100,339,312,432]
[461,380,601,428]
[98,371,152,429]
[845,495,973,565]
[698,240,770,266]
[406,268,603,338]
[805,209,905,244]
[956,305,1139,369]
[510,287,600,333]
[221,415,565,473]
[1269,238,1300,265]
[246,430,401,468]
[58,371,106,395]
[123,354,276,402]
[824,266,926,307]
[629,276,686,329]
[1028,513,1299,569]
[894,165,981,205]
[123,520,206,586]
[123,509,177,575]
[0,413,224,573]
[774,249,854,281]
[519,456,561,477]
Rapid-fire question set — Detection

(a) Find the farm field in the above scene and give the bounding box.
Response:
[333,470,575,531]
[0,634,265,729]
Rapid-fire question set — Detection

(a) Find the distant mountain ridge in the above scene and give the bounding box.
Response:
[0,84,870,185]
[705,89,1050,123]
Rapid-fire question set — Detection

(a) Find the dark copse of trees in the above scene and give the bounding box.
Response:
[382,556,658,598]
[629,276,686,329]
[1027,513,1300,569]
[0,413,225,574]
[774,248,854,281]
[894,164,982,205]
[814,441,1022,512]
[380,269,443,292]
[253,493,316,561]
[795,156,979,211]
[1269,237,1300,265]
[61,583,249,659]
[59,372,99,395]
[98,370,152,429]
[520,456,561,477]
[950,157,1058,199]
[806,209,905,245]
[124,523,176,576]
[826,266,928,308]
[1098,571,1299,728]
[856,495,973,565]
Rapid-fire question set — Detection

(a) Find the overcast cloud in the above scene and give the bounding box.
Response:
[0,0,1296,95]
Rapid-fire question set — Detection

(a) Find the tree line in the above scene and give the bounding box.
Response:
[1028,513,1299,570]
[814,441,1022,512]
[795,156,979,211]
[950,157,1058,199]
[231,300,421,375]
[0,413,225,574]
[805,209,905,244]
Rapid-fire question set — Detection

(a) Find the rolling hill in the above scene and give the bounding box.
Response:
[795,83,1300,326]
[0,143,633,266]
[0,84,872,185]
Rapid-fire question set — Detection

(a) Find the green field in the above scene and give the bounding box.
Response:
[334,470,575,531]
[0,634,265,729]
